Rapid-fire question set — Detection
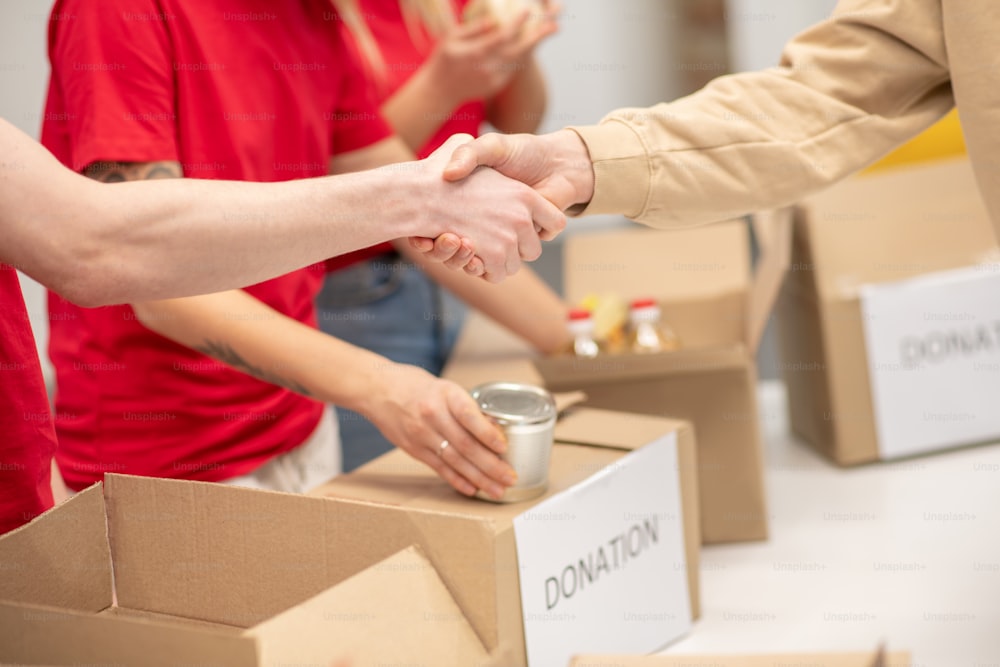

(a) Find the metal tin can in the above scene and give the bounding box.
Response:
[470,381,557,503]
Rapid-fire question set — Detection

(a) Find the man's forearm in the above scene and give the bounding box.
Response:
[2,119,559,304]
[89,158,337,399]
[0,121,426,305]
[92,166,438,302]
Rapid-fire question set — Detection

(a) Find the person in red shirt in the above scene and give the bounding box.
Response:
[0,116,560,534]
[40,0,569,505]
[319,0,568,471]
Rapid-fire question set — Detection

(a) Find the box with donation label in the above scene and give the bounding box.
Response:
[310,406,702,667]
[777,158,1000,464]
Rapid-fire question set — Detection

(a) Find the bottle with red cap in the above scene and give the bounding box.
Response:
[567,307,600,358]
[628,298,681,353]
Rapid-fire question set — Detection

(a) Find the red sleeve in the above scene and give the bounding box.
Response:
[48,0,179,172]
[329,21,394,155]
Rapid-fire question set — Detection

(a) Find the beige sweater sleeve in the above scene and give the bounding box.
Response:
[570,0,953,227]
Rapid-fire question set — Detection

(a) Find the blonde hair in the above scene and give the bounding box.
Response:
[330,0,458,89]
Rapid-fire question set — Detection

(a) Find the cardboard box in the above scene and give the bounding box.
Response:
[444,211,792,544]
[568,649,910,667]
[777,158,1000,464]
[0,474,500,667]
[310,407,702,667]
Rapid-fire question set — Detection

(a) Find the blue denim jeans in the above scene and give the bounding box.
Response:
[316,252,466,471]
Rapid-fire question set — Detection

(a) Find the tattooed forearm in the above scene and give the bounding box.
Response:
[194,339,313,397]
[84,160,182,183]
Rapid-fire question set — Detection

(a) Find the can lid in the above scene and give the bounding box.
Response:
[470,382,557,425]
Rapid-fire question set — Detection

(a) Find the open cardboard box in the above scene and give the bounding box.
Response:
[445,210,793,544]
[568,648,910,666]
[0,474,500,666]
[778,158,1000,464]
[310,407,702,667]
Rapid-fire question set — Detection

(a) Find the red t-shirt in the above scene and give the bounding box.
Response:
[0,267,57,534]
[40,0,391,490]
[325,0,485,272]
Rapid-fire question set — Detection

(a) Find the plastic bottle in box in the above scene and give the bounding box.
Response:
[567,307,600,358]
[628,298,681,353]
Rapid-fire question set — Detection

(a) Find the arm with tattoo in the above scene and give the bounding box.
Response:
[84,160,182,183]
[193,339,313,397]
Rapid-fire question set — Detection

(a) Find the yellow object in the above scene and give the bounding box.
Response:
[863,109,966,174]
[579,292,628,347]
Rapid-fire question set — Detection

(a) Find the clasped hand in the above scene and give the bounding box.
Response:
[411,130,594,279]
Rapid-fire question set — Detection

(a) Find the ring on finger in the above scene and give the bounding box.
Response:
[437,439,450,457]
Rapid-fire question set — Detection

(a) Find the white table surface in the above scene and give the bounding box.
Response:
[657,380,1000,665]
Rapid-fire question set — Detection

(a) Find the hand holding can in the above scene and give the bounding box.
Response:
[470,382,557,503]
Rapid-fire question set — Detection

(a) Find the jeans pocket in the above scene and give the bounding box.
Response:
[316,253,404,308]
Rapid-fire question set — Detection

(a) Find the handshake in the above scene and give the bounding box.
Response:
[408,130,596,283]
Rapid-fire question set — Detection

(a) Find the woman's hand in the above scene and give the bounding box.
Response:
[425,6,558,108]
[363,363,517,499]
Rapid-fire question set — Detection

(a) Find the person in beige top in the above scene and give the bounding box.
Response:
[440,0,999,239]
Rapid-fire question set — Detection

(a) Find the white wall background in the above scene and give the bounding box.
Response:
[724,0,839,379]
[727,0,838,72]
[0,0,839,387]
[531,1,683,233]
[0,1,54,386]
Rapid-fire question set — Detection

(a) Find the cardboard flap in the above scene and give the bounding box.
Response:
[555,390,588,413]
[0,484,112,613]
[103,473,498,642]
[248,545,491,666]
[563,222,749,303]
[308,465,507,651]
[536,345,750,389]
[0,599,258,667]
[105,473,347,626]
[554,407,690,451]
[746,207,794,352]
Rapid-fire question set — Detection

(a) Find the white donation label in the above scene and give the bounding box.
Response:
[512,434,691,667]
[859,265,1000,458]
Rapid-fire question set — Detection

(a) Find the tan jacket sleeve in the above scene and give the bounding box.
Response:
[570,0,953,227]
